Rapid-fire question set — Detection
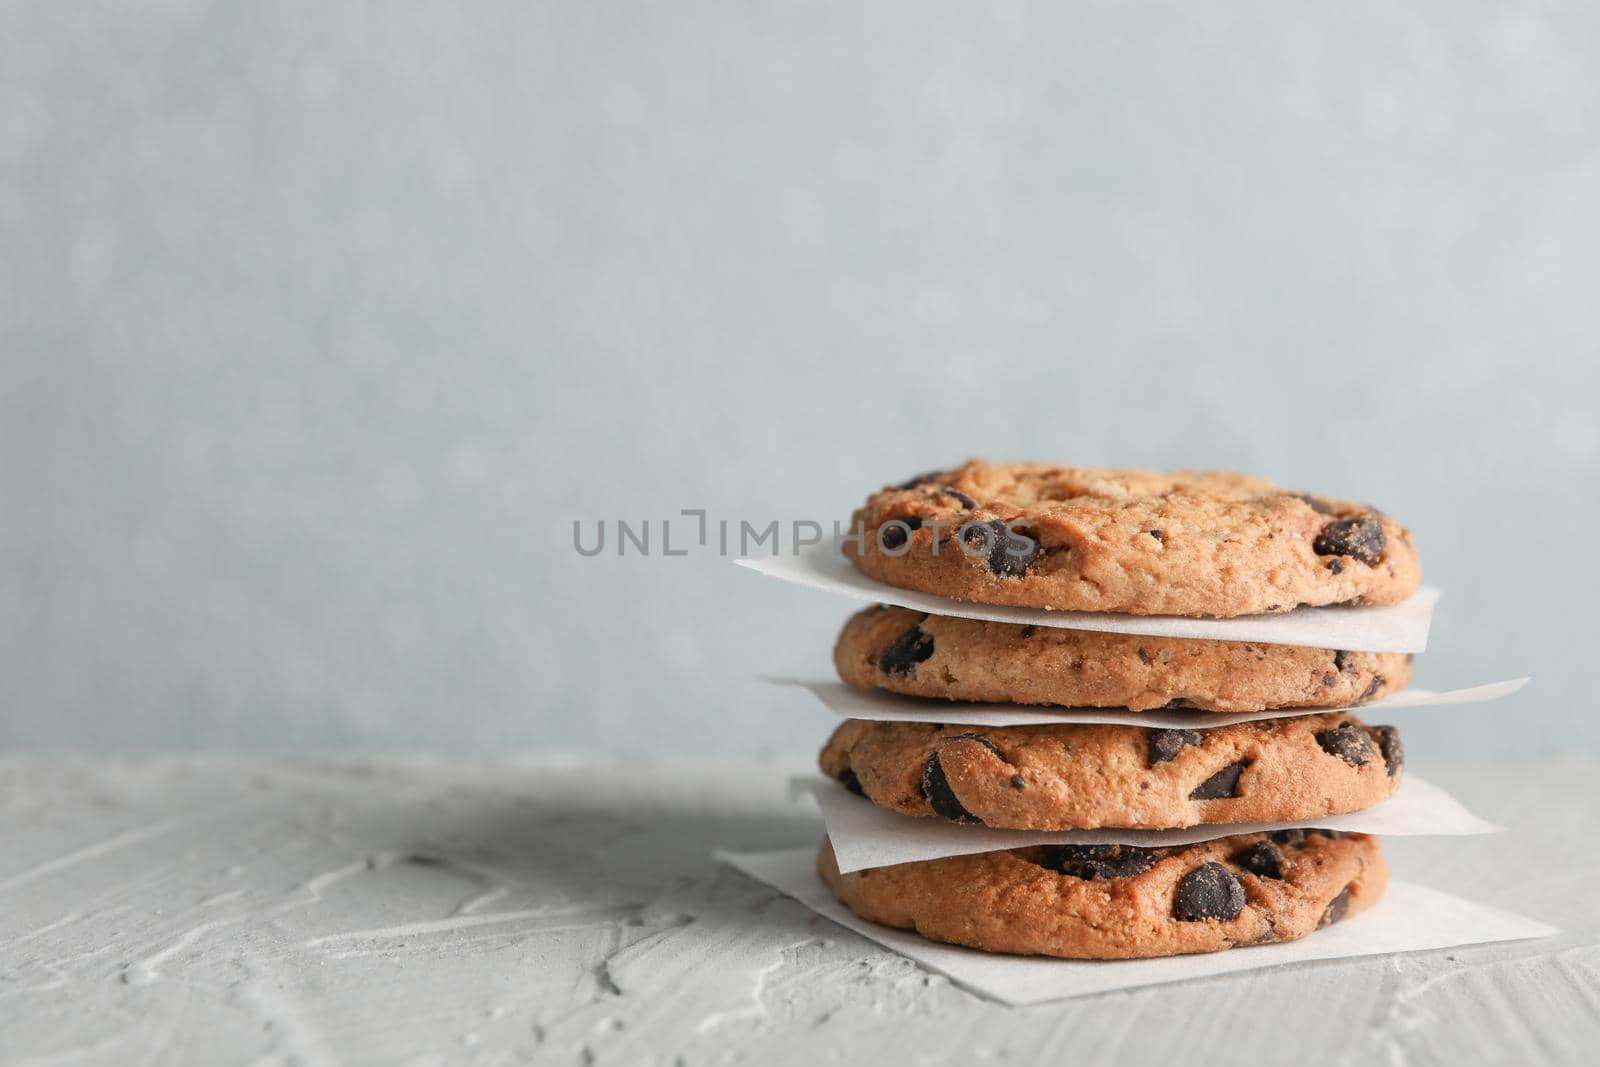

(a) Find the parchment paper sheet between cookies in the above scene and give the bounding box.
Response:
[736,542,1439,652]
[798,776,1500,873]
[780,678,1529,730]
[717,845,1557,1005]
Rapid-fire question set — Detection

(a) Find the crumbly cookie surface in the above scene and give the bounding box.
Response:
[820,712,1403,830]
[848,460,1421,617]
[836,605,1411,712]
[818,829,1386,959]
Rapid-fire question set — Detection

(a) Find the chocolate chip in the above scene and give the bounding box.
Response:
[943,731,1004,759]
[1360,675,1385,701]
[938,486,978,509]
[877,626,934,675]
[1313,516,1386,566]
[837,768,865,796]
[1149,529,1164,542]
[1333,650,1354,673]
[1316,724,1375,766]
[894,470,944,490]
[1018,626,1036,638]
[1137,647,1154,665]
[1189,760,1249,800]
[1001,535,1043,576]
[1319,885,1353,927]
[961,519,1040,578]
[1232,841,1285,879]
[920,750,981,824]
[1038,844,1163,880]
[1297,493,1334,515]
[1174,862,1245,922]
[878,516,921,549]
[1371,725,1404,776]
[1321,673,1337,687]
[1327,558,1345,575]
[1147,729,1202,766]
[1010,773,1025,789]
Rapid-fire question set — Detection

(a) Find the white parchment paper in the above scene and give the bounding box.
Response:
[780,678,1530,730]
[717,845,1556,1004]
[800,776,1501,873]
[735,542,1439,652]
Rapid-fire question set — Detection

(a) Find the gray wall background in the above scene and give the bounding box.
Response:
[2,2,1595,758]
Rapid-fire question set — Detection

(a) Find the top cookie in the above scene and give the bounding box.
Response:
[849,460,1421,617]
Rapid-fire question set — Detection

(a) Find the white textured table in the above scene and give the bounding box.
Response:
[1,756,1594,1066]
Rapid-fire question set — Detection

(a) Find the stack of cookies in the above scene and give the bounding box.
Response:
[813,460,1423,960]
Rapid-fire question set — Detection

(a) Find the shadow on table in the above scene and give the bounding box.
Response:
[325,787,823,913]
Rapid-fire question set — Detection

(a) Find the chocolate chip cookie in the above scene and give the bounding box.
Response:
[850,460,1421,617]
[821,713,1403,830]
[818,829,1385,959]
[836,605,1411,712]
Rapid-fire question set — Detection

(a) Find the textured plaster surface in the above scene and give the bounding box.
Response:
[0,756,1594,1065]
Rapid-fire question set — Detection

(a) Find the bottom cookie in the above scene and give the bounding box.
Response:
[817,830,1386,960]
